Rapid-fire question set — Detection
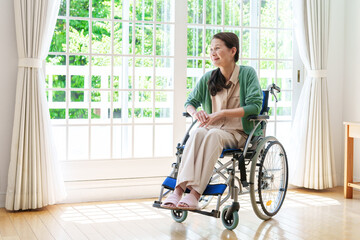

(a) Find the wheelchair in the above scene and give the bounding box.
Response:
[153,83,288,230]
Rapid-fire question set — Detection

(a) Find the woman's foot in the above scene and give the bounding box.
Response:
[177,189,201,210]
[161,187,184,209]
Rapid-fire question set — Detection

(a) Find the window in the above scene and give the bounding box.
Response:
[46,0,295,189]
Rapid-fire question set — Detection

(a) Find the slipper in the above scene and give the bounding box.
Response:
[177,194,200,211]
[161,193,181,209]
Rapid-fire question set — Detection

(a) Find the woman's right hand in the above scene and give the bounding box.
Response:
[193,110,209,125]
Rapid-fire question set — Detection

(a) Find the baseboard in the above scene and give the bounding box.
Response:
[0,192,5,208]
[62,176,166,204]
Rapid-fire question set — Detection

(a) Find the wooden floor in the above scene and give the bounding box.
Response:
[1,186,360,240]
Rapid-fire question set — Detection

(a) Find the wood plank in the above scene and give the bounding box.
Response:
[36,207,71,240]
[0,209,19,239]
[7,212,37,240]
[22,210,55,240]
[47,204,103,240]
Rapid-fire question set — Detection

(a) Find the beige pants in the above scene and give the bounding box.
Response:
[176,127,242,194]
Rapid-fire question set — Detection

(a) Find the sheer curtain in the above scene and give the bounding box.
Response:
[6,0,66,210]
[289,0,336,189]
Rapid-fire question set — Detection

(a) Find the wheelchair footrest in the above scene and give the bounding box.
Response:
[162,177,227,196]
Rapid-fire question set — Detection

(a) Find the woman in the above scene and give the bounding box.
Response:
[161,32,263,210]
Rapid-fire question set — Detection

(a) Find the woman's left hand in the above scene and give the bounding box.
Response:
[199,111,224,128]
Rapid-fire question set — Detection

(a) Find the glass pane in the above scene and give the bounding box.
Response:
[188,0,203,24]
[154,125,173,157]
[69,55,89,66]
[134,91,153,123]
[135,23,153,55]
[278,30,293,59]
[52,75,66,88]
[46,55,66,65]
[134,58,153,89]
[205,0,222,25]
[243,0,260,27]
[113,91,132,123]
[69,20,89,53]
[187,59,203,90]
[155,91,173,123]
[277,61,293,90]
[135,0,153,21]
[114,22,122,54]
[204,59,215,72]
[205,27,222,56]
[68,126,89,160]
[187,26,203,57]
[156,58,173,89]
[224,0,241,26]
[277,91,292,121]
[242,28,259,58]
[92,0,111,19]
[50,19,66,52]
[156,24,174,56]
[92,21,111,54]
[71,91,85,102]
[261,0,276,28]
[260,61,275,89]
[91,126,110,159]
[113,126,132,158]
[52,126,66,160]
[70,0,89,17]
[114,57,132,89]
[156,0,174,22]
[260,29,276,59]
[134,125,153,157]
[265,121,274,136]
[71,75,84,88]
[69,108,88,119]
[52,91,66,102]
[92,56,111,89]
[115,23,132,55]
[59,0,66,16]
[278,0,293,28]
[242,60,259,74]
[91,76,101,88]
[115,0,133,20]
[49,109,66,119]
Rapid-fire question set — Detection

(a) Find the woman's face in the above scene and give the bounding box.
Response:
[210,38,236,68]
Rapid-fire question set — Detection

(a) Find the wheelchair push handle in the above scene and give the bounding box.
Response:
[267,83,281,102]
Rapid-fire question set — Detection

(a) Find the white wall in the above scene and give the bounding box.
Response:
[328,0,345,185]
[0,1,17,207]
[344,0,360,182]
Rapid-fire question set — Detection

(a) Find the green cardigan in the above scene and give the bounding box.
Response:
[185,65,263,136]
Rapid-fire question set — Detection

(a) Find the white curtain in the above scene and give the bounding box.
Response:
[289,0,336,189]
[6,0,66,210]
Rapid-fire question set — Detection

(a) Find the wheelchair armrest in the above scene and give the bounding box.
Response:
[248,115,270,121]
[183,112,191,118]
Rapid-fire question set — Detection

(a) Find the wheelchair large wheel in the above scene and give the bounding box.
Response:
[250,137,288,220]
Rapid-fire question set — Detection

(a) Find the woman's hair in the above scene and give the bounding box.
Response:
[208,32,239,96]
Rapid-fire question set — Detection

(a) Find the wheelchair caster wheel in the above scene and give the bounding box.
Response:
[221,205,239,230]
[171,209,188,223]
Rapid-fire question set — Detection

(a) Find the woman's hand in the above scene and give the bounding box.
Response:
[199,111,224,128]
[193,110,209,125]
